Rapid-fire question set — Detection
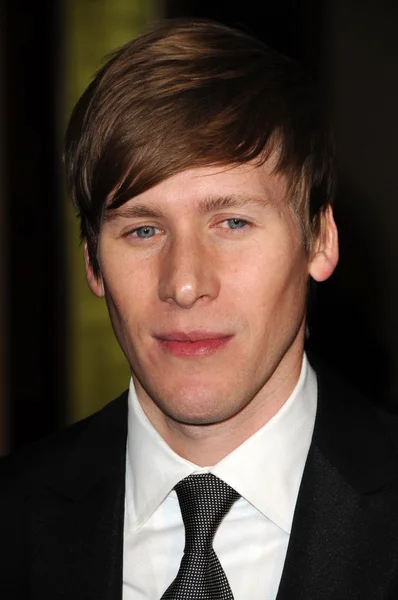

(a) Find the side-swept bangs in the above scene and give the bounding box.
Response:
[64,19,334,274]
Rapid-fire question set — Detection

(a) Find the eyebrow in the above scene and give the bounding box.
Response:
[197,194,269,213]
[103,194,269,222]
[104,204,165,222]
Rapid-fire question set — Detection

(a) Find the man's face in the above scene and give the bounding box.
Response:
[86,162,337,433]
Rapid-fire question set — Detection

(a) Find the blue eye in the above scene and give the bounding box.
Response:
[134,226,157,238]
[226,218,247,229]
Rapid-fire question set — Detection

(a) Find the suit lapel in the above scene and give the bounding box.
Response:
[277,366,398,600]
[24,368,398,599]
[28,393,128,600]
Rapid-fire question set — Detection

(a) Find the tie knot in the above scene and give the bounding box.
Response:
[175,474,240,552]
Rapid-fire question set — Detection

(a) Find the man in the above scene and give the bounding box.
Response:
[2,17,398,600]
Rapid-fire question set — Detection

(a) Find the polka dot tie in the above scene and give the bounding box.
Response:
[161,473,240,599]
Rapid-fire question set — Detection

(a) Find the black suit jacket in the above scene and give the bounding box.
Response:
[2,365,398,599]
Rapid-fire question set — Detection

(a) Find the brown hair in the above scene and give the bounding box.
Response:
[64,18,334,276]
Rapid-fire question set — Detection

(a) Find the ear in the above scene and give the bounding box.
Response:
[308,205,339,282]
[84,244,105,298]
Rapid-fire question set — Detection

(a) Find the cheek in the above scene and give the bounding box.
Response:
[238,250,308,333]
[101,269,140,338]
[100,248,151,309]
[103,285,147,368]
[237,243,306,299]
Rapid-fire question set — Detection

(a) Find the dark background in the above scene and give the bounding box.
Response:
[2,0,398,452]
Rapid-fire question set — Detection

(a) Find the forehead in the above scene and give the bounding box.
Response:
[107,159,289,215]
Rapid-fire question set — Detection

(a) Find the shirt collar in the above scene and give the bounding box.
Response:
[125,354,317,533]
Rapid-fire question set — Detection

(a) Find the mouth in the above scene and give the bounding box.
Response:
[155,331,233,358]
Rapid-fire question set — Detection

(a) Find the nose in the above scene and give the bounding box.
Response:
[158,233,220,308]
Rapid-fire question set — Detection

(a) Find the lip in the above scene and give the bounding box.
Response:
[155,331,233,357]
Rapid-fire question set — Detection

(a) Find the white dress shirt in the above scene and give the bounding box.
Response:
[123,354,317,599]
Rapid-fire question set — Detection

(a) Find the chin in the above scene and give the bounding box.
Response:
[135,368,250,426]
[166,406,234,427]
[160,389,242,426]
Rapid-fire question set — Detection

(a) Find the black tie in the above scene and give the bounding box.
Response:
[161,473,240,599]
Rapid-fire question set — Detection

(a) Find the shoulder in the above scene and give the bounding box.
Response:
[313,355,398,440]
[0,392,128,597]
[0,390,129,499]
[310,355,398,492]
